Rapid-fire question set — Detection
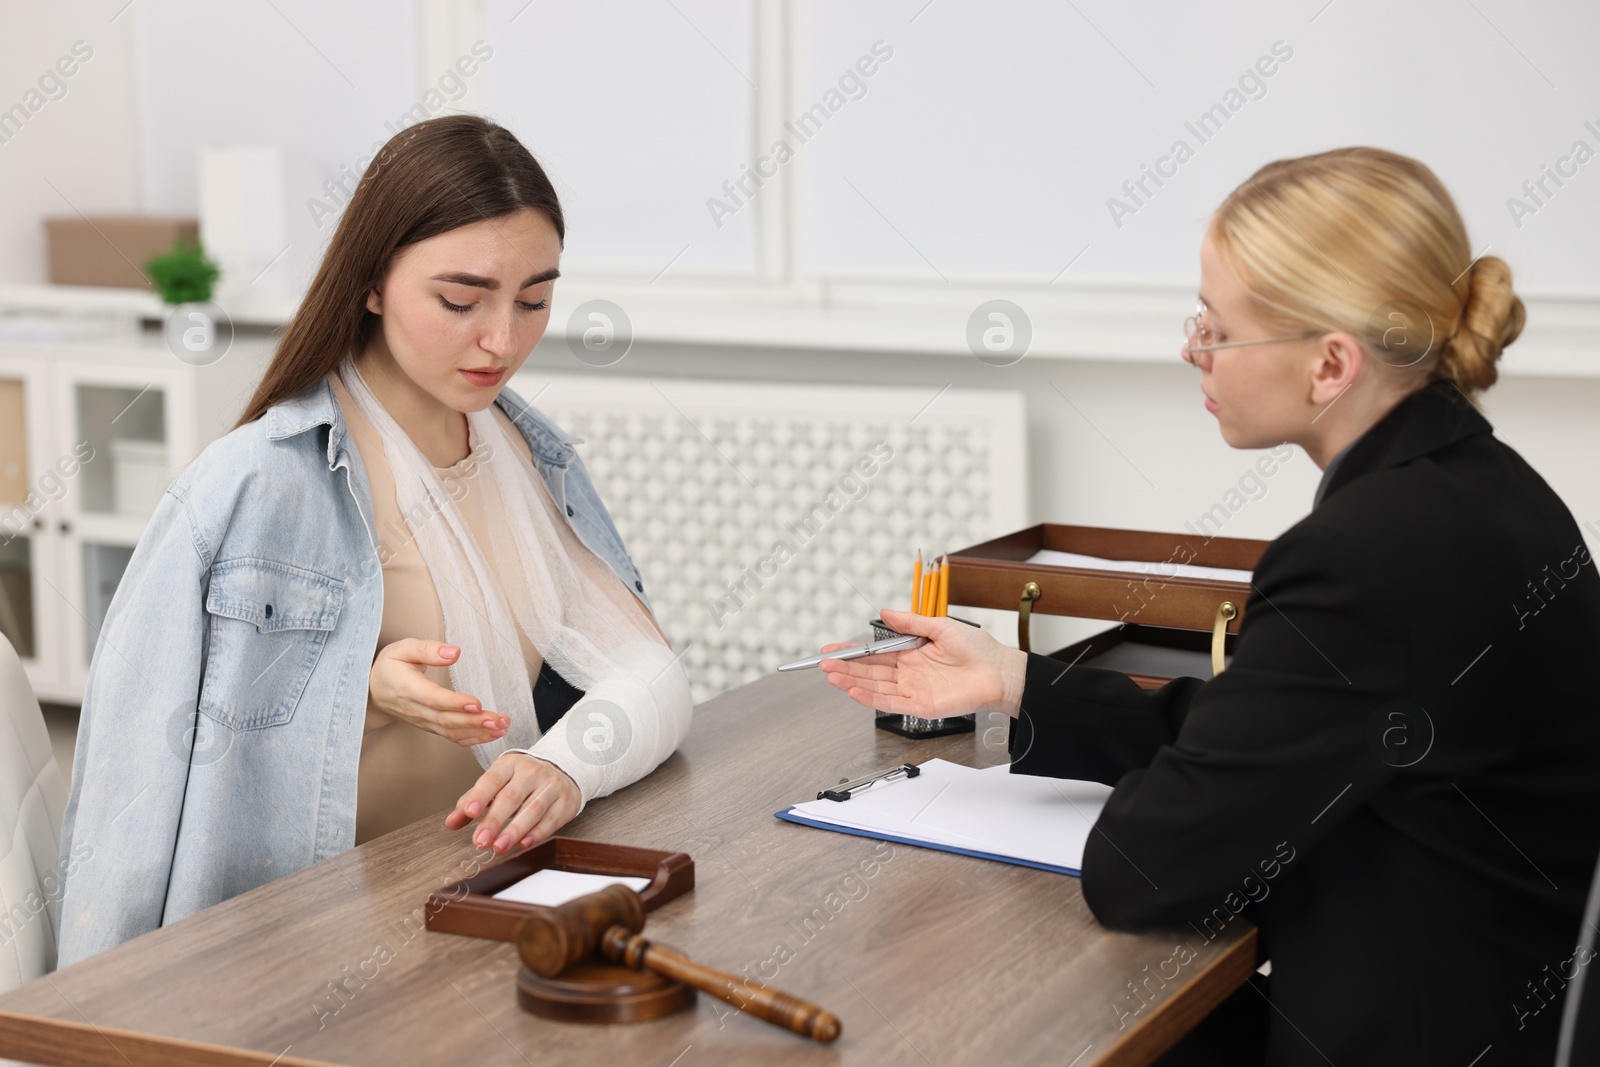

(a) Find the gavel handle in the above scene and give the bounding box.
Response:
[599,926,842,1043]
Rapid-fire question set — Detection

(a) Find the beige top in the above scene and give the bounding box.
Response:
[330,368,658,845]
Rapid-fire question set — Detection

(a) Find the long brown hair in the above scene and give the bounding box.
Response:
[234,115,565,428]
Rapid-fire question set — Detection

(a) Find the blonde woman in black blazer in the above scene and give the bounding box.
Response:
[820,147,1600,1066]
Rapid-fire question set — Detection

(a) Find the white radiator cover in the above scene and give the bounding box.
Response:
[509,372,1028,704]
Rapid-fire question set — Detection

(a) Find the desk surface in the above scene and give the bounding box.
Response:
[0,666,1254,1067]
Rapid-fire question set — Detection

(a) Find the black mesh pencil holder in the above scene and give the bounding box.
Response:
[870,615,980,739]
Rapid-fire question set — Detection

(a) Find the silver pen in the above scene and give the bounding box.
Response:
[818,762,921,801]
[777,634,929,672]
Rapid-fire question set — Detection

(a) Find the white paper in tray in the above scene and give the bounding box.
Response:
[491,869,651,907]
[1025,547,1252,584]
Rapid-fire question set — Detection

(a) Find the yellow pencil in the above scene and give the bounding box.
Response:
[920,570,937,617]
[911,549,924,614]
[936,555,950,617]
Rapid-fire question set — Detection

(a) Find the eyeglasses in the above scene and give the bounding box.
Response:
[1182,300,1322,358]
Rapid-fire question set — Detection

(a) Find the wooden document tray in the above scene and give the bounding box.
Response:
[424,837,694,943]
[949,523,1269,684]
[1051,622,1239,690]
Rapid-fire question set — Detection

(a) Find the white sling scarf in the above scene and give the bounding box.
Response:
[337,354,690,807]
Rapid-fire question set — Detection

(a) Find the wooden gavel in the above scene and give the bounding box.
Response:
[514,885,842,1043]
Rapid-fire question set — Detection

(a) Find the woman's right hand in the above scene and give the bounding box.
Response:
[819,607,1028,720]
[367,639,509,746]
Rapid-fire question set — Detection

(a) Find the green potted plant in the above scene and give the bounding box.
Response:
[145,237,230,365]
[143,237,220,305]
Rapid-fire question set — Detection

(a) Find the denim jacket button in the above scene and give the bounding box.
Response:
[635,580,644,591]
[566,504,574,517]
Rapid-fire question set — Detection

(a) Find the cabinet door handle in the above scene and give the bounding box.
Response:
[1211,601,1237,676]
[1018,582,1042,654]
[58,520,71,535]
[31,517,44,530]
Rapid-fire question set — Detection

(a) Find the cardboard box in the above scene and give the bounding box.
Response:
[44,216,199,290]
[0,377,25,506]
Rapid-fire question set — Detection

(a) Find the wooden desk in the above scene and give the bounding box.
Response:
[0,666,1255,1066]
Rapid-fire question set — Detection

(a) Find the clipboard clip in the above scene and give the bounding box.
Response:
[818,762,920,802]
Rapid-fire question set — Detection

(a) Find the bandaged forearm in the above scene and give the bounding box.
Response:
[511,638,693,811]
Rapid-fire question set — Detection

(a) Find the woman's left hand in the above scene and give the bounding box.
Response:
[820,607,1027,719]
[445,753,580,854]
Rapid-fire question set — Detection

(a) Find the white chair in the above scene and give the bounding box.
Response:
[1556,850,1600,1065]
[0,632,68,992]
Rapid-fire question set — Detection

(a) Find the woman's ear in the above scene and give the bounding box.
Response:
[365,287,383,315]
[1308,330,1365,407]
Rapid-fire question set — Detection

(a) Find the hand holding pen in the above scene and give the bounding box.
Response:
[777,548,1029,719]
[815,608,1025,720]
[776,549,950,673]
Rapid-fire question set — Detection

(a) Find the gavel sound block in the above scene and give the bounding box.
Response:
[514,885,842,1042]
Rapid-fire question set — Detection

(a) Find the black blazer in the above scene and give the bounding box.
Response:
[1010,381,1600,1066]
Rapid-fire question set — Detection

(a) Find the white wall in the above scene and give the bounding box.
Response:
[5,0,1598,619]
[485,0,760,275]
[0,1,142,284]
[13,0,1600,292]
[797,0,1600,289]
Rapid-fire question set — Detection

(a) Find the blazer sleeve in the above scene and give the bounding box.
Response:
[1009,522,1403,931]
[53,486,210,966]
[1009,659,1206,785]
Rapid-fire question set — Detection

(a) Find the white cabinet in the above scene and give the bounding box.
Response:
[0,327,272,703]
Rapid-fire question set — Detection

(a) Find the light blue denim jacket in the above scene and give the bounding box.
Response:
[53,375,654,967]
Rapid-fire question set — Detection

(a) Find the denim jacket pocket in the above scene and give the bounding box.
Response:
[199,557,345,730]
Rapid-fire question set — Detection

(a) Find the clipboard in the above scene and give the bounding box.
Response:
[773,806,1082,876]
[773,759,1112,878]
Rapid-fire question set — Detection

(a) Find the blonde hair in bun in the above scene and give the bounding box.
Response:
[1445,255,1526,393]
[1210,146,1525,397]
